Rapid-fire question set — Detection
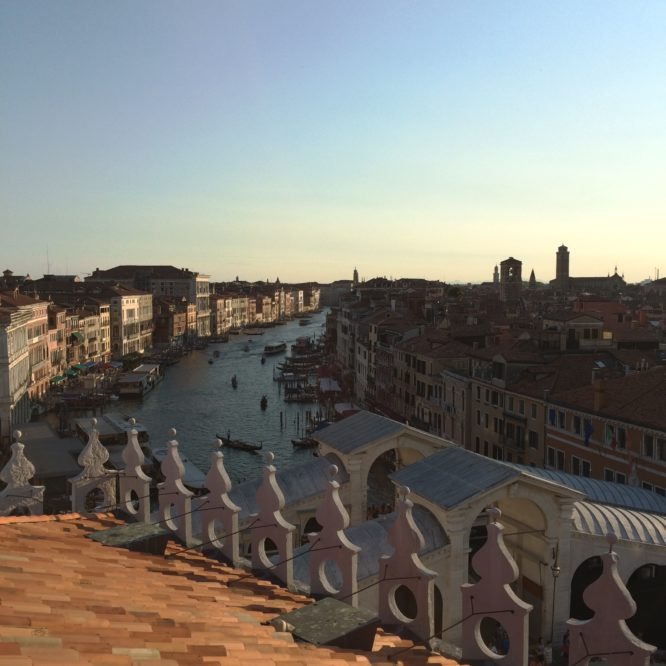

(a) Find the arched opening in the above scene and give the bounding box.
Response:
[85,488,105,512]
[301,516,322,545]
[317,559,342,595]
[365,445,428,520]
[626,563,666,648]
[570,556,603,620]
[389,584,418,623]
[258,537,278,569]
[477,616,510,656]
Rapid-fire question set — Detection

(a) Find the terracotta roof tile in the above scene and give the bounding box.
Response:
[0,514,463,666]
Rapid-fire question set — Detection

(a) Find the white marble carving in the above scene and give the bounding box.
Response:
[200,439,241,565]
[308,464,360,604]
[250,452,296,589]
[377,485,436,641]
[461,507,532,666]
[157,428,193,546]
[567,533,656,666]
[118,417,152,522]
[69,418,116,513]
[0,431,44,516]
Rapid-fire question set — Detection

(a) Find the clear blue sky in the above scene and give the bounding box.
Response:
[2,0,664,284]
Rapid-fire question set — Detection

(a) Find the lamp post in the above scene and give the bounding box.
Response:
[550,560,561,644]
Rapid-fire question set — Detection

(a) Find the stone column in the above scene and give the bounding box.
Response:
[442,511,469,646]
[346,456,366,526]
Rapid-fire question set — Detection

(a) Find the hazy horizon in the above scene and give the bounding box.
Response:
[2,1,664,284]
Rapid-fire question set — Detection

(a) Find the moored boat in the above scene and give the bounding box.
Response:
[263,341,287,355]
[291,437,317,449]
[216,434,263,452]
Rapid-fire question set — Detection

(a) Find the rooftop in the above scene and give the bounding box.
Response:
[0,512,460,665]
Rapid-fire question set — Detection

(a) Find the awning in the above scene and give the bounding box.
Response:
[84,360,97,368]
[72,364,88,372]
[50,375,66,384]
[70,331,84,342]
[64,369,78,378]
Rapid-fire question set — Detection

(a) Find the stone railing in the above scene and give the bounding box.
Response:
[16,422,660,664]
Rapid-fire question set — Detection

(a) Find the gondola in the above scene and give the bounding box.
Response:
[217,435,263,452]
[291,437,317,449]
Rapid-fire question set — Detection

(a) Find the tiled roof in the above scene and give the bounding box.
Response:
[551,365,666,431]
[314,412,407,454]
[0,513,461,665]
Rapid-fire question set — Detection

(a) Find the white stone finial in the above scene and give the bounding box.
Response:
[264,451,275,465]
[13,430,22,442]
[169,427,177,438]
[398,485,411,501]
[328,464,338,479]
[91,417,97,427]
[128,417,136,426]
[213,438,222,451]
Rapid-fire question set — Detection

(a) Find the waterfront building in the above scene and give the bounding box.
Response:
[0,306,31,443]
[88,265,211,338]
[47,305,67,378]
[0,291,50,400]
[105,285,153,359]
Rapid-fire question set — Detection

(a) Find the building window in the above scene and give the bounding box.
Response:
[476,410,481,425]
[644,434,654,458]
[616,472,626,485]
[573,415,581,435]
[642,482,653,492]
[484,441,489,456]
[476,386,481,400]
[572,456,580,476]
[519,400,525,415]
[475,437,480,453]
[658,438,666,462]
[547,447,555,467]
[528,430,539,449]
[604,469,615,482]
[485,414,489,428]
[617,427,626,450]
[507,396,514,412]
[492,445,503,461]
[531,404,537,419]
[558,411,565,429]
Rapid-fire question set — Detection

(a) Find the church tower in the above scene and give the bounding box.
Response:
[556,245,570,291]
[352,267,359,287]
[499,257,522,303]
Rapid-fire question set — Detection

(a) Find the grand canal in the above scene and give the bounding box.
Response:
[120,311,329,484]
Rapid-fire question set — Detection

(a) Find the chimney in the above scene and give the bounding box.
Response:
[593,378,606,411]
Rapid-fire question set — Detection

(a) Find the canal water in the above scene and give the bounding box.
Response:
[119,311,329,484]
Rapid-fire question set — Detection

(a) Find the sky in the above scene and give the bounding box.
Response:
[1,1,665,285]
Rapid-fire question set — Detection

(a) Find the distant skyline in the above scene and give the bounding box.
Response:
[2,1,665,284]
